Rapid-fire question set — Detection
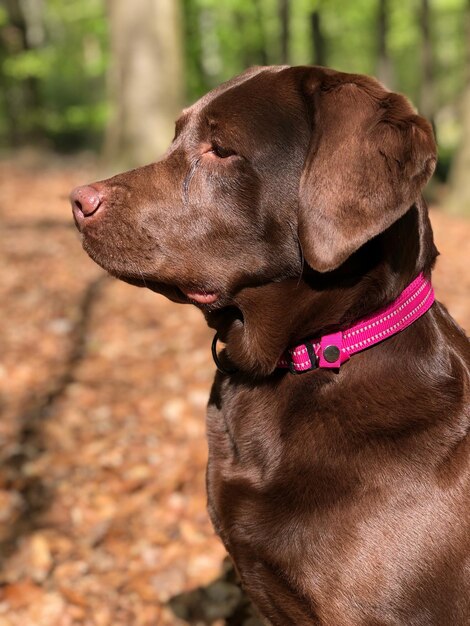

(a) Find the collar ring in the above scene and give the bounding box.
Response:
[211,332,238,375]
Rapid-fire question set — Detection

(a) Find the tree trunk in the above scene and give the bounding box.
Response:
[419,0,435,127]
[182,0,212,99]
[446,0,470,214]
[1,0,43,143]
[310,10,326,67]
[104,0,184,168]
[253,0,269,66]
[234,5,268,69]
[376,0,394,89]
[18,0,45,47]
[279,0,290,65]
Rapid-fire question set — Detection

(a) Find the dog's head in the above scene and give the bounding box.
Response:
[71,66,437,372]
[72,66,435,300]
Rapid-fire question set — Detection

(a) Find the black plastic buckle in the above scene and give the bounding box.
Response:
[288,342,318,375]
[211,332,238,375]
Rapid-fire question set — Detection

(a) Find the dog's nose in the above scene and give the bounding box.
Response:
[70,185,103,223]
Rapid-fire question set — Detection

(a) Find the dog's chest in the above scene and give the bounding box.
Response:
[204,375,470,624]
[205,375,360,562]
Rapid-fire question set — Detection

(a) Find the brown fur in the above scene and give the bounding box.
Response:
[71,66,470,625]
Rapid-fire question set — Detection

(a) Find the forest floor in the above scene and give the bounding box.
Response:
[0,152,469,626]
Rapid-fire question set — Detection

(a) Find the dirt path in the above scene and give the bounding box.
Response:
[0,156,469,626]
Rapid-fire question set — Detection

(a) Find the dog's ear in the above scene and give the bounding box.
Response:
[297,70,436,272]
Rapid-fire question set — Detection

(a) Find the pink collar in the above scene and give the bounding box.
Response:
[278,273,435,374]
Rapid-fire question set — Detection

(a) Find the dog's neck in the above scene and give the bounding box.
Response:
[205,202,437,377]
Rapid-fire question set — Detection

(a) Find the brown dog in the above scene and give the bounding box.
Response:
[71,66,470,625]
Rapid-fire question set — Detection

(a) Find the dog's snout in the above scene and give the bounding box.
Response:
[70,185,103,225]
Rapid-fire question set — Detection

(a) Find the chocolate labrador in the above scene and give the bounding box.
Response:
[71,66,470,625]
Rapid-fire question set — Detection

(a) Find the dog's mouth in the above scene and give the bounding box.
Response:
[117,274,224,308]
[180,289,219,305]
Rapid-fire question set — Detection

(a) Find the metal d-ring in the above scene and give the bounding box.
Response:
[211,332,238,375]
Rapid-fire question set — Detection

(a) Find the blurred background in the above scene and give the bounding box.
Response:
[0,1,469,625]
[0,0,469,189]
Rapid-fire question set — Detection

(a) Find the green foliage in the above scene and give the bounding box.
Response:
[0,0,108,150]
[3,48,53,80]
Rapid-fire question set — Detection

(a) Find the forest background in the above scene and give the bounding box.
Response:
[1,0,470,210]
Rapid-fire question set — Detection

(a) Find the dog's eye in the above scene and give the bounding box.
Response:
[211,144,236,159]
